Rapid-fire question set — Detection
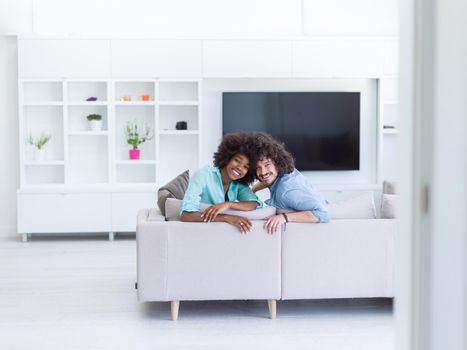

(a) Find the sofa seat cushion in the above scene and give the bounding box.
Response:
[326,192,376,219]
[165,198,276,221]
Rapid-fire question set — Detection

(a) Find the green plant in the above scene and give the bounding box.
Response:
[27,133,51,150]
[86,114,102,121]
[125,121,153,150]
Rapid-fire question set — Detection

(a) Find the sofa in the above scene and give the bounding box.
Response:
[136,190,395,320]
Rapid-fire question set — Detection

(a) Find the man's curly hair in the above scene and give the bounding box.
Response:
[253,132,295,177]
[213,132,258,185]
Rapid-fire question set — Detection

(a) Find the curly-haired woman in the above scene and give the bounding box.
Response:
[252,132,329,234]
[180,132,262,233]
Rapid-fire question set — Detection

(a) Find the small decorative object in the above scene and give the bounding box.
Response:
[121,95,132,102]
[175,121,187,130]
[141,95,150,101]
[125,121,153,160]
[27,133,51,161]
[86,96,98,101]
[86,114,103,132]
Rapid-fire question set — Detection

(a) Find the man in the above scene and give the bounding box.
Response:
[252,133,330,234]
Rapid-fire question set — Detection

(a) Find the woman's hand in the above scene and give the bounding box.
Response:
[201,202,231,222]
[263,215,286,235]
[224,215,252,234]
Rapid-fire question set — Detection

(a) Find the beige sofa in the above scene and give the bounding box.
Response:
[136,192,395,320]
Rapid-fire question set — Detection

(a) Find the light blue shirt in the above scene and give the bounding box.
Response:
[181,165,262,213]
[266,169,330,223]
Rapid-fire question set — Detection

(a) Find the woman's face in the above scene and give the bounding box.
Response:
[225,153,250,181]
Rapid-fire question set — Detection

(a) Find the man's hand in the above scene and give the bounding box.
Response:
[224,215,252,234]
[263,215,286,234]
[201,202,230,222]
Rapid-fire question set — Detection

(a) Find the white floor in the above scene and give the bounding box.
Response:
[0,235,394,350]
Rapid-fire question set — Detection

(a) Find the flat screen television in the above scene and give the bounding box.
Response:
[222,92,360,171]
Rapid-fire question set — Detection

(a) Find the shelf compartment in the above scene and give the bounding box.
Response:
[382,103,398,128]
[68,131,109,136]
[159,105,198,131]
[24,106,64,161]
[158,81,198,102]
[158,130,199,135]
[116,164,156,183]
[25,164,64,185]
[67,81,107,103]
[158,101,198,106]
[115,105,155,161]
[23,81,63,103]
[114,81,155,102]
[158,134,198,184]
[383,128,399,134]
[114,101,155,106]
[24,160,64,165]
[68,135,109,184]
[68,105,108,132]
[115,160,156,165]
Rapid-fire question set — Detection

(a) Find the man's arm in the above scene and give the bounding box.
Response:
[263,211,318,234]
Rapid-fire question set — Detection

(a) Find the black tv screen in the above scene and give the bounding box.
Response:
[222,92,360,171]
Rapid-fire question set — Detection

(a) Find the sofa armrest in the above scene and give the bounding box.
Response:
[137,210,169,301]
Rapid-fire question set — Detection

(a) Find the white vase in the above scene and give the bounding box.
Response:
[89,120,103,132]
[35,148,45,161]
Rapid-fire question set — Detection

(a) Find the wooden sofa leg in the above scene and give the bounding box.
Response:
[268,299,276,319]
[171,301,180,321]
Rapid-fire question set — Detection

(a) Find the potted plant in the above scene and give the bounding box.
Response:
[86,114,103,132]
[27,133,51,161]
[125,121,153,160]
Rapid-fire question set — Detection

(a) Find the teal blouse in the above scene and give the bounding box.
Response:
[181,165,262,213]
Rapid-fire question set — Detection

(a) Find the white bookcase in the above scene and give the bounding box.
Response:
[18,78,201,240]
[19,78,201,186]
[378,77,399,183]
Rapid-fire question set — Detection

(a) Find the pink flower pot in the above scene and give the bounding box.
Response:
[129,149,140,160]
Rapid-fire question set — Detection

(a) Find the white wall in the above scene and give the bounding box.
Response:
[0,0,398,37]
[0,37,19,237]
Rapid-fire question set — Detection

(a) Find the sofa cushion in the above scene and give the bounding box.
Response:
[383,180,396,194]
[326,192,376,219]
[381,194,396,219]
[165,198,276,221]
[157,170,189,216]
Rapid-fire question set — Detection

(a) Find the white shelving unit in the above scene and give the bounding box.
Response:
[19,78,201,186]
[18,78,201,240]
[378,77,399,182]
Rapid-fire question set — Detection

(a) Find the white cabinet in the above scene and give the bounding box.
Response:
[111,40,203,78]
[17,193,111,233]
[111,193,156,232]
[203,40,292,77]
[18,39,111,78]
[383,39,399,76]
[292,39,384,77]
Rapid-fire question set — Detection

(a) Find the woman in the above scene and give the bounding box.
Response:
[180,132,262,234]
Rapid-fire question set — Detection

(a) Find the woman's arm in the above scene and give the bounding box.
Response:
[180,211,252,234]
[201,201,258,222]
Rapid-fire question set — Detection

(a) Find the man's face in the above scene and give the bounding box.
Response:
[256,157,278,187]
